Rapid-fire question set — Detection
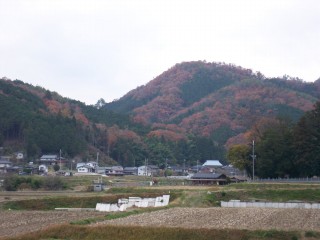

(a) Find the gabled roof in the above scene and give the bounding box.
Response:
[77,165,94,169]
[202,160,223,167]
[124,167,138,171]
[0,159,12,164]
[191,173,226,179]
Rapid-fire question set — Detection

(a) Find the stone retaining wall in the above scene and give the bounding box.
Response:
[221,200,320,209]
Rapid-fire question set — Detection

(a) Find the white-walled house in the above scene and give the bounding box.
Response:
[138,165,152,176]
[76,161,98,173]
[77,165,95,173]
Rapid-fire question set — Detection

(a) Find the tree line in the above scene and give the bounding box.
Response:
[227,102,320,178]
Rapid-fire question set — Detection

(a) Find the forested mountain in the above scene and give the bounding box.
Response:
[106,61,319,146]
[1,61,319,170]
[0,78,144,165]
[0,77,225,167]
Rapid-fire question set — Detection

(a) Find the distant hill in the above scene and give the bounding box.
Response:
[106,61,319,145]
[1,61,319,167]
[0,78,142,165]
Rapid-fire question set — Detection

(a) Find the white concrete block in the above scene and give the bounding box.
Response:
[119,204,127,211]
[162,195,170,206]
[110,204,120,212]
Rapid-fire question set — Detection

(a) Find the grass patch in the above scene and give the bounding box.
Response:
[2,191,180,211]
[204,188,320,204]
[70,206,171,225]
[305,230,320,238]
[3,224,305,240]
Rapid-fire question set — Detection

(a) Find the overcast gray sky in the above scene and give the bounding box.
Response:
[1,0,319,105]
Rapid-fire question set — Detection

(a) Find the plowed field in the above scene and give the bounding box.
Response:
[95,207,320,231]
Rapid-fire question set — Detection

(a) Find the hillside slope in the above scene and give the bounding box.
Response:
[0,78,141,164]
[105,61,319,144]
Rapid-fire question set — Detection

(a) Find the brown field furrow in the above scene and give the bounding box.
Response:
[95,207,320,231]
[0,211,105,238]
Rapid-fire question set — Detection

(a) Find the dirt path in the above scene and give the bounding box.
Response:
[95,207,320,231]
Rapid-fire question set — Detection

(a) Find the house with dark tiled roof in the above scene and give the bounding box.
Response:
[0,158,12,173]
[189,173,228,185]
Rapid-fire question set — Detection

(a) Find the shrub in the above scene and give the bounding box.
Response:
[43,176,66,190]
[53,164,60,172]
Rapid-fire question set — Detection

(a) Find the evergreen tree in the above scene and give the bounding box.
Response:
[293,102,320,177]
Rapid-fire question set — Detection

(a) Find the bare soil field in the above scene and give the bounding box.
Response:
[0,210,106,238]
[95,207,320,231]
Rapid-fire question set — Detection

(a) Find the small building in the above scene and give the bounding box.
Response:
[190,165,203,173]
[148,165,160,176]
[168,166,188,176]
[106,166,124,176]
[77,165,95,173]
[202,160,223,167]
[40,155,59,165]
[96,167,109,175]
[123,167,138,175]
[189,173,228,185]
[0,159,13,173]
[138,165,152,176]
[76,162,98,173]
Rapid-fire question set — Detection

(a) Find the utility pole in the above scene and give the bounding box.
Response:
[251,140,255,181]
[165,158,168,171]
[96,152,99,166]
[145,158,148,176]
[197,160,199,173]
[59,149,62,170]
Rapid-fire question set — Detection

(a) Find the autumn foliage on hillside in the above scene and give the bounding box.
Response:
[106,61,318,145]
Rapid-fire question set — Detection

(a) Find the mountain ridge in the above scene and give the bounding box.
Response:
[105,61,319,145]
[1,61,319,166]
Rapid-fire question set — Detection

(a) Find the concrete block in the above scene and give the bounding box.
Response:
[110,204,120,212]
[265,202,273,208]
[119,204,127,211]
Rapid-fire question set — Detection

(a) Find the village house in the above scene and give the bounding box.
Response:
[168,166,189,176]
[40,155,59,165]
[105,166,124,176]
[189,173,228,185]
[138,165,152,176]
[123,167,138,175]
[76,162,98,173]
[138,165,160,176]
[190,165,203,173]
[0,158,13,173]
[202,160,223,173]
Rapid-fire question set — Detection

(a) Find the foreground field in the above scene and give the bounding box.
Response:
[2,181,320,239]
[96,207,320,231]
[2,208,320,240]
[0,210,106,238]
